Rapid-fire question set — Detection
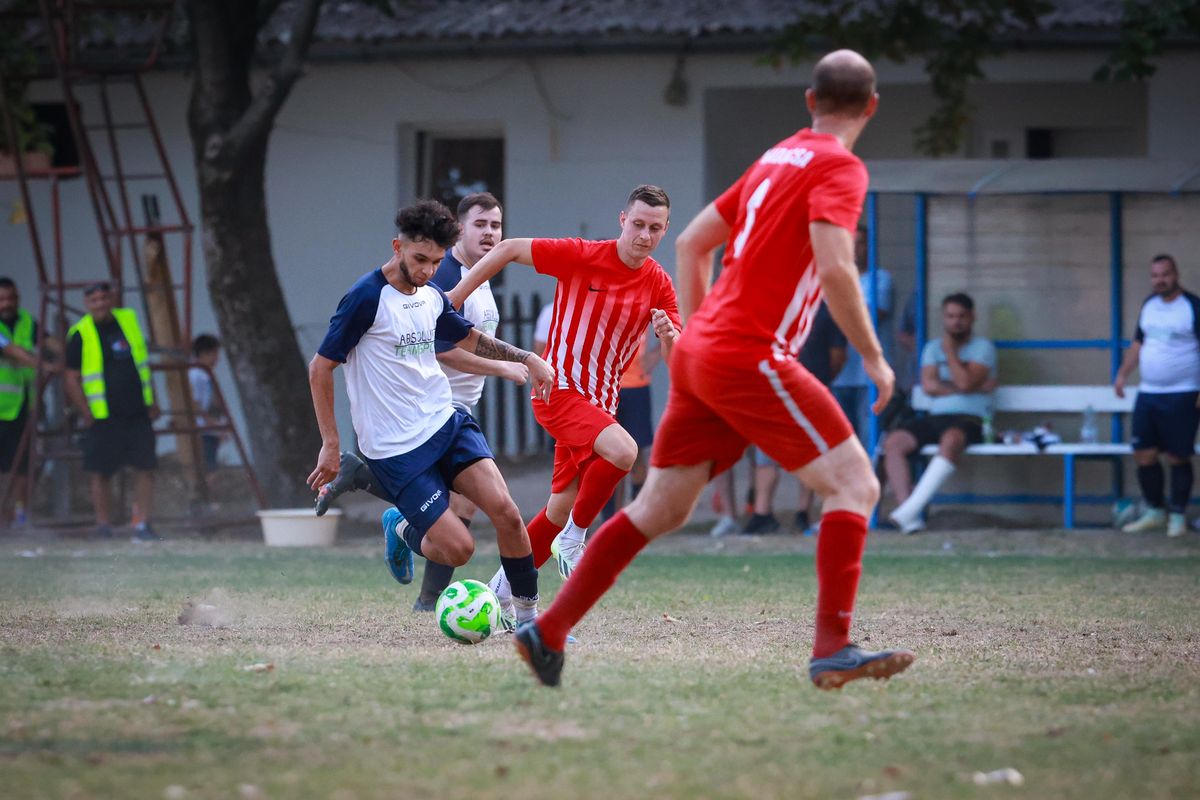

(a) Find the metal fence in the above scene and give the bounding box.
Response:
[475,291,550,458]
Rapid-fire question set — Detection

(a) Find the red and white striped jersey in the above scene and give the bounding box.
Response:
[531,238,680,415]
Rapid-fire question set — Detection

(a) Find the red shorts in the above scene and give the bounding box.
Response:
[533,388,618,493]
[651,342,853,477]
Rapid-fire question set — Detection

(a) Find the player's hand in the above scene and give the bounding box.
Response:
[501,362,529,385]
[1114,376,1125,399]
[525,355,554,403]
[307,442,340,491]
[651,308,679,344]
[864,354,895,415]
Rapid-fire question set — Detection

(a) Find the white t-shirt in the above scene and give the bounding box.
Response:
[317,270,474,459]
[1135,292,1200,394]
[431,251,499,409]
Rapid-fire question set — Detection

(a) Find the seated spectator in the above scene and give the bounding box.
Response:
[883,292,996,533]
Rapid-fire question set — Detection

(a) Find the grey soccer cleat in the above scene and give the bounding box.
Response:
[315,451,368,516]
[809,643,915,690]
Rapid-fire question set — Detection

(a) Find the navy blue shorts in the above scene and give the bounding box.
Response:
[1131,391,1200,458]
[364,409,493,534]
[617,385,654,448]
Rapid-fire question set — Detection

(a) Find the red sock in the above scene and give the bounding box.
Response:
[813,509,868,658]
[571,457,630,528]
[536,510,648,650]
[525,509,561,568]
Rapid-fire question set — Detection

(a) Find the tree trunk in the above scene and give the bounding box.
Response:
[192,140,320,507]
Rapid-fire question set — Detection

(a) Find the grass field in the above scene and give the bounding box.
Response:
[1,530,1198,800]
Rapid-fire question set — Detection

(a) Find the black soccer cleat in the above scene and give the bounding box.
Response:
[315,451,368,516]
[514,622,564,688]
[809,643,915,690]
[412,594,438,613]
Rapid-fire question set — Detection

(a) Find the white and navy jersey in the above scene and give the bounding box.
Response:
[431,251,500,409]
[318,269,474,459]
[1135,291,1200,394]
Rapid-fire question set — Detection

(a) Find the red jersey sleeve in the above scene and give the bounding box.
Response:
[808,155,869,231]
[531,238,585,280]
[713,169,751,226]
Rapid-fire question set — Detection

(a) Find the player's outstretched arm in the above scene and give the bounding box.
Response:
[454,329,554,402]
[307,354,342,490]
[436,347,529,385]
[675,203,731,322]
[811,221,893,413]
[446,239,535,310]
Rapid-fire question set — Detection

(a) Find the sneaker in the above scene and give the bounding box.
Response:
[792,510,811,534]
[1168,512,1188,538]
[1122,507,1166,533]
[742,513,781,535]
[382,508,414,585]
[809,643,916,690]
[550,531,584,580]
[488,569,516,632]
[315,451,368,516]
[131,524,163,543]
[888,510,926,535]
[412,594,438,612]
[709,514,739,538]
[514,622,564,687]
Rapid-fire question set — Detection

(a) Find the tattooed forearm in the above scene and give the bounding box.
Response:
[474,334,531,364]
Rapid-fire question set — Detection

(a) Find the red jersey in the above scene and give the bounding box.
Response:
[532,238,680,415]
[686,128,868,362]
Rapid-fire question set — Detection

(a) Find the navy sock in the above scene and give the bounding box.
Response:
[1169,462,1193,514]
[500,553,538,600]
[401,520,425,558]
[1137,463,1165,509]
[420,561,455,599]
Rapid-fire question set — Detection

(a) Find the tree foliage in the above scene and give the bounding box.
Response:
[772,0,1200,156]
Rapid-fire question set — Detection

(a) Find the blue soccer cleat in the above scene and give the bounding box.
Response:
[382,508,414,585]
[809,643,915,690]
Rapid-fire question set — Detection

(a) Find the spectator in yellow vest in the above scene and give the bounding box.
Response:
[64,282,161,541]
[0,278,44,527]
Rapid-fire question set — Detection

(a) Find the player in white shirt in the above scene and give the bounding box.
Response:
[307,200,554,626]
[1114,253,1200,537]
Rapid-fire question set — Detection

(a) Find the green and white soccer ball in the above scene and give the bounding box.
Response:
[436,579,501,645]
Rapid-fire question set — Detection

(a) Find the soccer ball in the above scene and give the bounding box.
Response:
[435,579,501,645]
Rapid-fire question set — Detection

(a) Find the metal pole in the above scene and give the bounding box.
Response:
[1109,192,1124,441]
[915,194,928,356]
[866,191,880,450]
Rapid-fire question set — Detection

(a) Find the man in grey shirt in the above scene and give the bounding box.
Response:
[883,293,996,533]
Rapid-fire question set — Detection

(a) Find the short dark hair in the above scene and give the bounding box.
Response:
[395,200,459,249]
[456,192,502,219]
[626,184,670,210]
[0,277,16,292]
[1152,253,1178,271]
[942,292,974,312]
[811,51,876,116]
[84,281,112,296]
[193,333,221,357]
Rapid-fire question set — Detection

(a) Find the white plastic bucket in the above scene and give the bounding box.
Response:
[256,508,342,547]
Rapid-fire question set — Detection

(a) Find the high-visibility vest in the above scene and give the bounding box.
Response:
[69,308,154,420]
[0,309,34,421]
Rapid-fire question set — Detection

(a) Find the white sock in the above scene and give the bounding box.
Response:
[488,566,511,605]
[891,455,956,524]
[512,594,538,625]
[558,513,588,550]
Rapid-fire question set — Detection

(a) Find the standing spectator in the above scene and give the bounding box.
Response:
[533,301,553,356]
[188,333,225,473]
[744,303,848,534]
[65,282,161,541]
[0,277,47,527]
[883,292,996,533]
[831,226,894,443]
[1114,254,1200,538]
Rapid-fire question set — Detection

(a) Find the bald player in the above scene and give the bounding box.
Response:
[513,50,915,690]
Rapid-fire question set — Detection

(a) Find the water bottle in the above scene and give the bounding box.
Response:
[1080,405,1098,444]
[981,414,995,444]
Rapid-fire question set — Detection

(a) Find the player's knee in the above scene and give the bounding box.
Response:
[443,535,475,567]
[605,439,638,472]
[490,499,524,533]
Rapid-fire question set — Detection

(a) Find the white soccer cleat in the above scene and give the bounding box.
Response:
[709,514,739,538]
[888,509,926,535]
[1167,512,1188,538]
[550,531,585,580]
